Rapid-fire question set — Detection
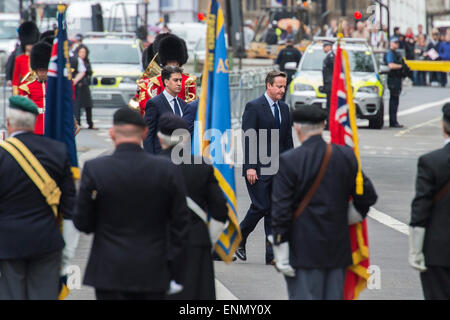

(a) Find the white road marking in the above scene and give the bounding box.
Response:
[368,207,409,235]
[384,97,450,121]
[215,279,238,300]
[395,117,442,137]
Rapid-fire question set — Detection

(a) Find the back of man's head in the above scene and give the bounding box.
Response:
[110,108,147,145]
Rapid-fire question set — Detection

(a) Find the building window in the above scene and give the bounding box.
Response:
[160,0,175,10]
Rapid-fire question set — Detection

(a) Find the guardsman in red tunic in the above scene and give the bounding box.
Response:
[133,33,197,116]
[18,42,52,135]
[12,21,40,96]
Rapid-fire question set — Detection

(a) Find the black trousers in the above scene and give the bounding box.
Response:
[420,266,450,300]
[168,245,215,300]
[95,289,166,300]
[388,87,401,126]
[240,176,274,262]
[74,83,94,127]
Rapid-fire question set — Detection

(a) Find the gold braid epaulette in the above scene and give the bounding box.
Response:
[18,71,37,95]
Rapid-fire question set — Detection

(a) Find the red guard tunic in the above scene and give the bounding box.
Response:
[137,73,197,116]
[18,72,47,135]
[12,54,31,95]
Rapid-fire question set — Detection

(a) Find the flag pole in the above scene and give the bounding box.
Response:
[336,21,364,196]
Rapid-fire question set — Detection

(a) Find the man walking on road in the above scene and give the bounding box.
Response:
[0,96,77,300]
[236,71,294,265]
[410,103,450,300]
[271,105,377,300]
[74,108,189,300]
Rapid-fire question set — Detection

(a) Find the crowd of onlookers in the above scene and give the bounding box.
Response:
[288,18,450,88]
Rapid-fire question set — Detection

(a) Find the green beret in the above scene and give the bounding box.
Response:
[291,104,328,124]
[9,96,39,116]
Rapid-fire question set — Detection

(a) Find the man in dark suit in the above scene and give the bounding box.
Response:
[410,103,450,300]
[271,105,378,300]
[237,71,294,265]
[144,65,189,154]
[157,113,229,299]
[0,96,77,300]
[74,108,189,300]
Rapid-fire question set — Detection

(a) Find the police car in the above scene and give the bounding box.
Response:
[289,37,389,129]
[82,32,143,108]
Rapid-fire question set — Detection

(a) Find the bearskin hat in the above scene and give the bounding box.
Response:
[18,21,40,50]
[157,33,188,67]
[141,44,155,69]
[30,42,52,71]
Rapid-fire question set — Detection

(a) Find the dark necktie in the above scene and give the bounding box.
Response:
[173,98,181,116]
[273,103,280,129]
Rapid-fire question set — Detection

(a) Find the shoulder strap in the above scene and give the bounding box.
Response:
[292,143,333,222]
[0,137,61,217]
[434,179,450,203]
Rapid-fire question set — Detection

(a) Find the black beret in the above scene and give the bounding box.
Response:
[443,103,450,122]
[158,113,189,135]
[113,107,146,128]
[291,105,328,124]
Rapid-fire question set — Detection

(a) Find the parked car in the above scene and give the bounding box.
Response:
[0,13,20,73]
[82,32,143,108]
[290,37,388,129]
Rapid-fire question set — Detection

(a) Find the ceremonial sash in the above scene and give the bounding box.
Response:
[0,137,61,217]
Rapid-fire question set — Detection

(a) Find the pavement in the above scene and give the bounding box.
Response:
[3,85,446,300]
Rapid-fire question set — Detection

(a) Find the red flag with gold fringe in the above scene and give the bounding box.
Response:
[329,40,370,300]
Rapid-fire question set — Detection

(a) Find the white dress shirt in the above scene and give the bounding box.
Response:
[264,92,281,124]
[162,89,183,117]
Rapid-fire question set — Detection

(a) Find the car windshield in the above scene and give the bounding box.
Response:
[301,48,375,73]
[87,43,140,64]
[0,20,18,39]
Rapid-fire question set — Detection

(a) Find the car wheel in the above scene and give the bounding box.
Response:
[369,103,384,130]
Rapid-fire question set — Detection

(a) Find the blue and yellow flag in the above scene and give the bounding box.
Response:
[193,0,241,263]
[45,4,79,180]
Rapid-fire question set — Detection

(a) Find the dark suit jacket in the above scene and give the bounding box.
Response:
[271,135,378,269]
[144,93,189,154]
[160,149,228,247]
[242,94,294,177]
[184,99,198,137]
[410,142,450,266]
[74,143,189,292]
[0,132,75,259]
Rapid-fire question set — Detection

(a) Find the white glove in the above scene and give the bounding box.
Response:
[348,202,364,225]
[409,227,427,272]
[209,219,228,252]
[61,219,80,276]
[166,280,183,295]
[268,235,295,278]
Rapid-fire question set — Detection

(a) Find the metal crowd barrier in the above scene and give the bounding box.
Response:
[229,66,274,127]
[0,73,12,138]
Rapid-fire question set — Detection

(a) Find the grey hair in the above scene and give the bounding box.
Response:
[296,122,325,135]
[6,107,36,130]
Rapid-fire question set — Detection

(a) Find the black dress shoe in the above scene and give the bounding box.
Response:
[235,246,247,261]
[265,259,275,266]
[390,123,404,128]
